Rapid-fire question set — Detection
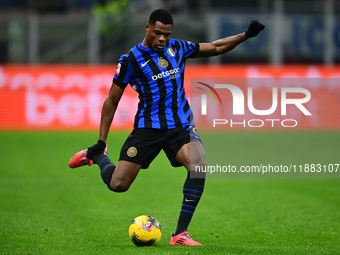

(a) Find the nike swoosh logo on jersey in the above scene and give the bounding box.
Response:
[141,59,150,67]
[185,199,196,202]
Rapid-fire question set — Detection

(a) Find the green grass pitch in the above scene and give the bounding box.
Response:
[0,131,339,255]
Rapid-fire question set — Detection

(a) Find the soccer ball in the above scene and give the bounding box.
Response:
[128,215,162,246]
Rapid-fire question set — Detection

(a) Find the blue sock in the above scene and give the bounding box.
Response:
[175,171,205,235]
[93,154,116,189]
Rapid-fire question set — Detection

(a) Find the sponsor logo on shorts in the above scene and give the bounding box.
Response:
[127,146,137,157]
[190,126,197,134]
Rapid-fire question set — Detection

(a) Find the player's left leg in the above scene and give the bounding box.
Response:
[169,141,206,246]
[175,141,206,230]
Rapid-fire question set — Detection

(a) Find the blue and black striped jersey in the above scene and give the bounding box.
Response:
[113,38,199,129]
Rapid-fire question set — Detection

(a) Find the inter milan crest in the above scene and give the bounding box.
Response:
[127,147,137,157]
[158,57,168,68]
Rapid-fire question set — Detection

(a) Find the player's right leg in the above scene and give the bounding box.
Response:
[69,128,162,192]
[68,145,108,168]
[69,147,141,192]
[107,160,142,192]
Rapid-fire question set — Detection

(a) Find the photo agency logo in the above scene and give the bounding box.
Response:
[193,78,313,129]
[196,82,223,113]
[190,78,340,178]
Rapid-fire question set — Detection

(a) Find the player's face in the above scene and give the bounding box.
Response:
[145,21,172,51]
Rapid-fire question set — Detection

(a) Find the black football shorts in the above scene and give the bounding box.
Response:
[119,126,202,169]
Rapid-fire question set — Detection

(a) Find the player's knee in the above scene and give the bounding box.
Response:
[109,180,130,192]
[191,158,207,170]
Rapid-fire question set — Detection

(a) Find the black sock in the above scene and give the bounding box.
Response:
[175,171,205,235]
[93,154,116,188]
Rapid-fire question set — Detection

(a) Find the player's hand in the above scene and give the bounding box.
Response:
[245,20,265,38]
[86,140,106,159]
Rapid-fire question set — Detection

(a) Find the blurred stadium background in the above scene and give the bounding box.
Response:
[1,2,340,254]
[0,0,340,131]
[0,0,339,64]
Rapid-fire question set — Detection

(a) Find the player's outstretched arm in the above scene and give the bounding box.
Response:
[196,20,265,58]
[86,82,124,159]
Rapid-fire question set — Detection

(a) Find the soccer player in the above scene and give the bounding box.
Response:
[69,9,264,246]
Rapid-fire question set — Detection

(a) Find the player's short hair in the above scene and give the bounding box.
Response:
[148,9,173,26]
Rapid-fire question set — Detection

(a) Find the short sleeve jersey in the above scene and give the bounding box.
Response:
[113,38,199,129]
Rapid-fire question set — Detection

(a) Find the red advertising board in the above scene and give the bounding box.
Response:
[0,64,339,131]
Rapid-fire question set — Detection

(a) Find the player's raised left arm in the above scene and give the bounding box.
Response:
[195,20,265,58]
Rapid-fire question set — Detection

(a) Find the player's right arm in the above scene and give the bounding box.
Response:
[99,82,125,143]
[87,52,134,159]
[86,82,125,159]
